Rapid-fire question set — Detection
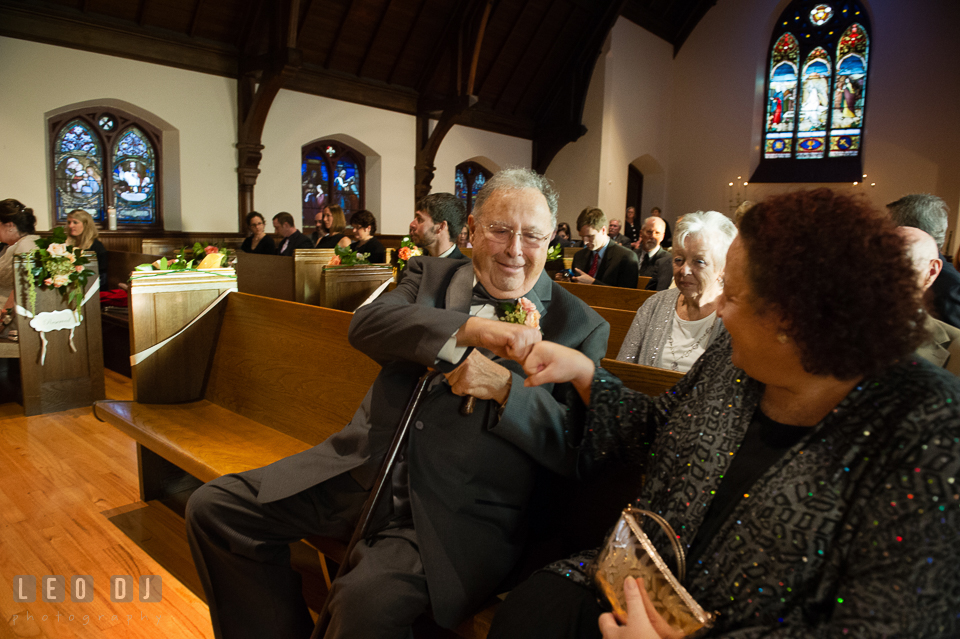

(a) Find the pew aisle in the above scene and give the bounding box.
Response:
[0,367,214,639]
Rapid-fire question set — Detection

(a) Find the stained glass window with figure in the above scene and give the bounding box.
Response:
[301,141,364,229]
[752,0,871,183]
[54,120,105,223]
[455,161,492,215]
[112,127,157,224]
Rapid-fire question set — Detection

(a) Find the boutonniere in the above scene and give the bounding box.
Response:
[396,236,422,271]
[499,297,541,329]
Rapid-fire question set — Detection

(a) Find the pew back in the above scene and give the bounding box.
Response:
[558,281,654,311]
[591,306,637,359]
[599,358,684,396]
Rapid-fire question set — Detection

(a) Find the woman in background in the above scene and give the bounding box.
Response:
[240,211,276,254]
[0,199,40,328]
[349,209,386,263]
[65,209,108,289]
[617,210,736,372]
[316,205,352,249]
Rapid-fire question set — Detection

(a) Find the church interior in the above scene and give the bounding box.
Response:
[1,0,958,637]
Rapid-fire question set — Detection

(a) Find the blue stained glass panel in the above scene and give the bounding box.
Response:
[112,127,157,224]
[829,23,869,157]
[54,120,104,223]
[333,159,361,219]
[455,169,467,201]
[471,173,486,199]
[765,33,799,159]
[302,152,329,228]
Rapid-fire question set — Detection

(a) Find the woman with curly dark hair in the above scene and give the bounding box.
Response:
[488,189,960,638]
[0,199,40,328]
[348,209,386,263]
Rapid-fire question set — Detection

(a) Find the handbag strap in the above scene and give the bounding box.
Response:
[625,507,686,581]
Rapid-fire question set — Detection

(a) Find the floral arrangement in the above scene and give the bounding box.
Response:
[546,242,562,261]
[395,236,422,271]
[326,244,370,267]
[499,297,541,329]
[136,242,232,271]
[23,227,94,315]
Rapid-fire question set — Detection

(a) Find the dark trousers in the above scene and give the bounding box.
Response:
[185,467,430,639]
[488,571,603,639]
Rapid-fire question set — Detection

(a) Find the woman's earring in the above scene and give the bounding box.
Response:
[777,333,788,344]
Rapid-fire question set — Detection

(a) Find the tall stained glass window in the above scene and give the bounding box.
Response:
[49,108,162,228]
[753,1,871,183]
[301,140,364,229]
[455,161,492,215]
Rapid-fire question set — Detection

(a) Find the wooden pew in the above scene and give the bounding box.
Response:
[591,306,637,359]
[599,358,684,397]
[101,250,161,376]
[637,275,651,289]
[6,256,105,415]
[558,280,654,312]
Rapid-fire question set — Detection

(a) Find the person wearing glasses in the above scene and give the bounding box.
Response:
[186,168,609,639]
[567,207,639,288]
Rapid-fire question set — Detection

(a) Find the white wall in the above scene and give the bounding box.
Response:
[0,37,237,232]
[665,0,960,250]
[433,124,532,196]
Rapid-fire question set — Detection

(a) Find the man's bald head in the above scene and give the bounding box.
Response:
[896,226,942,292]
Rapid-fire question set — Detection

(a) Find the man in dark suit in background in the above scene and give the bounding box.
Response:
[570,207,639,288]
[409,192,467,259]
[888,194,960,328]
[186,168,609,639]
[638,216,673,291]
[273,211,315,256]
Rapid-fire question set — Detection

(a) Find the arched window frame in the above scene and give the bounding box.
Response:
[301,140,365,230]
[751,1,871,183]
[455,161,492,215]
[48,107,163,230]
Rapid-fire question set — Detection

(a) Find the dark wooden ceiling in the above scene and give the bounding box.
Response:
[0,0,714,165]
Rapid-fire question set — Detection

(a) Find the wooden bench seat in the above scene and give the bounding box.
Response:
[558,280,654,311]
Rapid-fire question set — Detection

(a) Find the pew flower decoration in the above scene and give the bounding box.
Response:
[499,297,540,330]
[327,244,370,267]
[23,227,94,315]
[396,236,422,271]
[135,242,232,271]
[547,242,562,261]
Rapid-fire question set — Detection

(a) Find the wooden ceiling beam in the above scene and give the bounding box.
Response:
[415,2,465,94]
[475,0,529,97]
[296,0,314,45]
[465,0,493,96]
[188,0,206,38]
[324,2,353,69]
[492,2,544,112]
[136,0,149,26]
[510,3,575,116]
[358,0,396,78]
[386,0,426,86]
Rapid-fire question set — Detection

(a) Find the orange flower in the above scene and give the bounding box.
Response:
[398,247,412,261]
[327,255,341,266]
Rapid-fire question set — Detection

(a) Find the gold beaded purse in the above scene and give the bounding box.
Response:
[591,507,715,638]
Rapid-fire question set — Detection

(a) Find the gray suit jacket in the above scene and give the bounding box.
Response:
[916,314,960,375]
[258,256,609,628]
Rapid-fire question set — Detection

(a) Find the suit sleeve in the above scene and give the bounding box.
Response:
[349,257,470,367]
[486,318,609,476]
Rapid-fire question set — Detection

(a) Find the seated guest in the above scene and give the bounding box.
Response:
[185,168,608,639]
[898,226,960,374]
[490,188,960,639]
[888,193,960,328]
[606,219,630,247]
[316,205,352,249]
[348,209,386,263]
[0,199,40,326]
[408,192,467,258]
[617,210,736,372]
[273,211,314,256]
[650,206,672,249]
[636,216,672,291]
[550,222,575,249]
[239,211,276,254]
[65,209,108,289]
[569,207,639,288]
[623,207,641,249]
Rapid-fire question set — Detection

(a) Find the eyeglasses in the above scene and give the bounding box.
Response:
[481,223,550,249]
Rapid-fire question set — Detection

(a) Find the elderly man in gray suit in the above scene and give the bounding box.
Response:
[186,168,609,639]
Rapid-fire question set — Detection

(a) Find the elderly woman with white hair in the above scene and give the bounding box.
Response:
[617,210,737,372]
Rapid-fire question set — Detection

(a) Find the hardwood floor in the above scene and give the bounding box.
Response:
[0,369,215,639]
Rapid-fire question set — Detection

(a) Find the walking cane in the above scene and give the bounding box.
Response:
[310,369,442,639]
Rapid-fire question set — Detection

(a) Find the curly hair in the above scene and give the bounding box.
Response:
[350,209,377,235]
[739,189,927,379]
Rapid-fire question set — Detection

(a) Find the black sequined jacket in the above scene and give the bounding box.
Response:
[550,332,960,638]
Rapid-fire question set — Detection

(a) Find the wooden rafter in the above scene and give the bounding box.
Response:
[296,0,315,45]
[136,0,149,26]
[386,0,427,86]
[357,0,395,77]
[476,0,530,97]
[492,3,545,111]
[188,0,206,38]
[324,2,353,69]
[511,3,576,116]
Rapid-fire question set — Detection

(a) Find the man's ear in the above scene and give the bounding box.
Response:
[925,258,943,290]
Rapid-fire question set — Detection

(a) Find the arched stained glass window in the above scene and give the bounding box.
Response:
[752,0,871,183]
[54,120,105,222]
[113,127,157,224]
[455,161,492,215]
[49,108,163,228]
[301,140,364,229]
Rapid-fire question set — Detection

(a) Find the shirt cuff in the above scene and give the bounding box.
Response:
[436,330,468,365]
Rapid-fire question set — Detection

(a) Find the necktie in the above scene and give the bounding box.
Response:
[588,251,599,277]
[642,253,650,269]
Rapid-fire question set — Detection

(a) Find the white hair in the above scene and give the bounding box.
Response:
[675,210,738,266]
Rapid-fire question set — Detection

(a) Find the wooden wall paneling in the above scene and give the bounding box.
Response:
[294,248,336,305]
[321,265,395,311]
[13,257,106,416]
[236,252,297,301]
[128,269,236,403]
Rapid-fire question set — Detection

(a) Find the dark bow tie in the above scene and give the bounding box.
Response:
[471,283,516,312]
